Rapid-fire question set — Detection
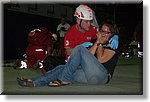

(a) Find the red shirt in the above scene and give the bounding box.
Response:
[64,24,97,48]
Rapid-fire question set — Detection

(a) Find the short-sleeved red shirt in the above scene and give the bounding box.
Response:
[64,24,97,48]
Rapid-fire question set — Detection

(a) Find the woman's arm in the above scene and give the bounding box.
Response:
[88,41,98,55]
[95,32,116,63]
[97,47,116,63]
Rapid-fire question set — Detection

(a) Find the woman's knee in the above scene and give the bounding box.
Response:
[75,45,85,50]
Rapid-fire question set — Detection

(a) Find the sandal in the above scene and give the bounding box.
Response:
[48,79,70,87]
[16,77,35,87]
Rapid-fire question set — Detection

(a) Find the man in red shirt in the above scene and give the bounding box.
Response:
[64,4,97,61]
[64,4,119,62]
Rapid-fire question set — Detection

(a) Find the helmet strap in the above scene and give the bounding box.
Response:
[79,19,82,29]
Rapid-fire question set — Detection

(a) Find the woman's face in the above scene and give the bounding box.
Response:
[99,24,113,43]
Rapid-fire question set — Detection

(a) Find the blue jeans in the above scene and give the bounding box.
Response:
[31,45,108,86]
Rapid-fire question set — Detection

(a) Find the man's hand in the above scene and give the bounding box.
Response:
[81,42,93,48]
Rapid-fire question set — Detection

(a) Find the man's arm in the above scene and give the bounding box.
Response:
[65,47,73,55]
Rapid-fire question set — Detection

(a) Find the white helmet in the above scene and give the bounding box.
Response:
[74,4,93,20]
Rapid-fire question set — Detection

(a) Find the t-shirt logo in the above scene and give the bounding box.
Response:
[65,40,69,46]
[87,37,91,40]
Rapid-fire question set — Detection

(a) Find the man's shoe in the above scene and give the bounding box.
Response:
[13,59,21,69]
[33,60,40,70]
[33,60,43,70]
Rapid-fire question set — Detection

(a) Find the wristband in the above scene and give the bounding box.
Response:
[94,41,99,45]
[97,43,103,47]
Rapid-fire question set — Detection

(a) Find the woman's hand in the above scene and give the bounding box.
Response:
[96,32,108,44]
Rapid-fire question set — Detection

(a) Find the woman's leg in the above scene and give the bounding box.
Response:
[79,46,108,84]
[31,65,65,86]
[59,45,108,84]
[73,68,88,83]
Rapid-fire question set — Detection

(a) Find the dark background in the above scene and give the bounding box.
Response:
[3,2,143,60]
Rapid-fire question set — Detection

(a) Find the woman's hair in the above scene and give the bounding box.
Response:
[99,19,118,34]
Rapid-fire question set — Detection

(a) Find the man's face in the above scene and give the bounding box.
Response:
[61,18,66,25]
[78,19,92,31]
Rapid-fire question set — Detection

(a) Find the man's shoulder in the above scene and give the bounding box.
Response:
[67,24,76,31]
[65,24,79,38]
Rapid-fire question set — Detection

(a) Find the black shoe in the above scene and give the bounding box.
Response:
[16,77,35,87]
[13,59,21,69]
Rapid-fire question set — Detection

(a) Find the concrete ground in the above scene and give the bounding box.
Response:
[1,56,143,95]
